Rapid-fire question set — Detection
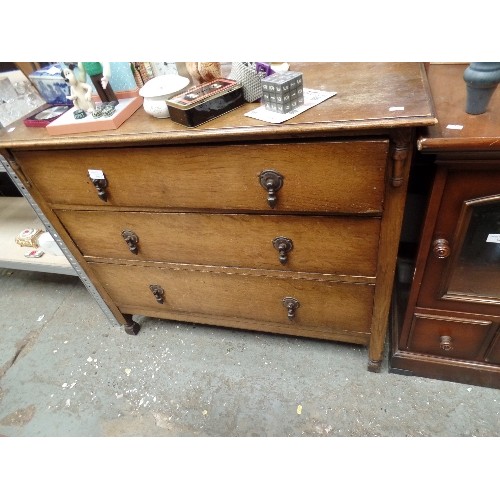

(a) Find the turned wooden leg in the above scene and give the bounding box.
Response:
[367,359,382,373]
[123,314,140,335]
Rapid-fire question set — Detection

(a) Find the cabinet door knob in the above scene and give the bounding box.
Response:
[121,229,139,254]
[273,236,293,264]
[440,335,453,351]
[90,176,108,202]
[432,238,451,259]
[282,296,300,320]
[149,284,165,304]
[259,170,284,208]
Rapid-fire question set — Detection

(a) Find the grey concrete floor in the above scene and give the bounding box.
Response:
[0,266,499,437]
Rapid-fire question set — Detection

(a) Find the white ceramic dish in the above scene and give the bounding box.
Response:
[139,74,190,118]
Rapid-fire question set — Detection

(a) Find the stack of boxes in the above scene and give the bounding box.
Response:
[261,71,304,113]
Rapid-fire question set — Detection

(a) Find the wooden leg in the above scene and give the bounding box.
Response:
[367,359,382,373]
[123,314,140,335]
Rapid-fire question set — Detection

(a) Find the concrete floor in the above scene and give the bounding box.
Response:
[1,266,499,437]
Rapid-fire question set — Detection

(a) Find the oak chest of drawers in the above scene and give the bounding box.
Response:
[0,63,435,372]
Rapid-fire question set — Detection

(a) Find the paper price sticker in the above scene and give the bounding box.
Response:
[88,169,105,180]
[486,234,500,243]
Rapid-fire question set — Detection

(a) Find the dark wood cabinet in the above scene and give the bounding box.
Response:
[390,63,500,388]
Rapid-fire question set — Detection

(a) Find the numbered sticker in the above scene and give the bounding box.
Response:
[486,234,500,243]
[88,169,105,180]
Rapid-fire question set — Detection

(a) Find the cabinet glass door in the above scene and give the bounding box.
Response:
[447,195,500,303]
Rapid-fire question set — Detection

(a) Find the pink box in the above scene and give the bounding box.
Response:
[46,95,142,136]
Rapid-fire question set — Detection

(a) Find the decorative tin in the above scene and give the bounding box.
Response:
[15,228,44,248]
[166,78,245,127]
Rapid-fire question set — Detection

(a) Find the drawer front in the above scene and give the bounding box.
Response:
[89,262,375,334]
[16,140,388,213]
[406,313,493,360]
[57,210,380,276]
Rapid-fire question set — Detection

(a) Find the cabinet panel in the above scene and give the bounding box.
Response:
[15,140,388,213]
[89,261,375,335]
[57,209,380,277]
[406,313,493,360]
[418,168,500,316]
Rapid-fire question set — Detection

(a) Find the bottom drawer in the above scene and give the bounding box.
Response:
[406,313,494,360]
[89,262,374,339]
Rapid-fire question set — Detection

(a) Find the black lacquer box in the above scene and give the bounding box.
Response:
[166,78,245,127]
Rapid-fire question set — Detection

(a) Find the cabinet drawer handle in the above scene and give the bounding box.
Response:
[149,284,165,304]
[273,236,293,264]
[439,335,453,351]
[90,175,108,202]
[282,296,300,320]
[259,170,283,208]
[121,229,139,254]
[432,238,451,259]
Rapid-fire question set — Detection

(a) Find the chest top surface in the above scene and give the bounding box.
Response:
[0,62,435,150]
[418,63,500,153]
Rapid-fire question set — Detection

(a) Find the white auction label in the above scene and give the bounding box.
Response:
[88,169,105,180]
[486,234,500,243]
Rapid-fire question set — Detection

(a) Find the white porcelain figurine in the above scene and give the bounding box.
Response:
[61,63,95,115]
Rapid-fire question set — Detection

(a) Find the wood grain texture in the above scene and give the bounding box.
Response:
[56,210,381,277]
[0,63,435,150]
[418,63,500,152]
[391,63,500,387]
[14,140,388,213]
[89,261,375,335]
[407,313,494,360]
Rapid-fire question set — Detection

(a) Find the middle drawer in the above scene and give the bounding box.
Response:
[57,210,380,277]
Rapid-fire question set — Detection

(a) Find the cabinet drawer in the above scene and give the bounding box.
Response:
[15,140,388,213]
[406,313,493,360]
[57,210,380,277]
[89,262,375,334]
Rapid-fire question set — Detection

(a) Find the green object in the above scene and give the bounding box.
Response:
[82,62,103,77]
[73,109,86,119]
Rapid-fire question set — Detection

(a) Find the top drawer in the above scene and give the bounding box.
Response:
[14,140,388,213]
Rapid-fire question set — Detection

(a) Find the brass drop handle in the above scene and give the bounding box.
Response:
[121,229,139,254]
[90,176,108,202]
[282,297,300,320]
[440,335,453,351]
[259,170,284,208]
[273,236,293,264]
[149,284,165,304]
[432,238,451,259]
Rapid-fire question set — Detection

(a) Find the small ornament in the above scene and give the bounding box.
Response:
[73,109,87,119]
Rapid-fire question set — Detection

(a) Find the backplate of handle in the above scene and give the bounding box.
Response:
[273,236,293,264]
[440,335,453,351]
[90,176,108,202]
[282,297,300,320]
[121,229,139,254]
[149,284,165,304]
[259,170,283,208]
